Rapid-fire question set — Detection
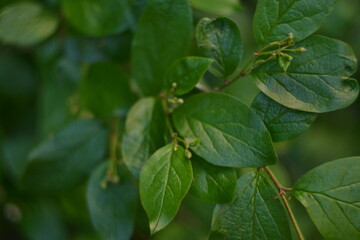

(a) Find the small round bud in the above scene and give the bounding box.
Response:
[299,47,307,52]
[288,33,294,39]
[177,98,184,104]
[172,82,177,88]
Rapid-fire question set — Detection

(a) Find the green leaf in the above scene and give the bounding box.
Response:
[190,154,237,203]
[210,172,291,239]
[278,55,292,72]
[132,0,193,96]
[62,0,132,37]
[253,0,336,45]
[121,98,167,179]
[0,2,58,46]
[79,62,136,118]
[165,57,213,95]
[22,120,108,192]
[173,92,277,168]
[252,35,359,113]
[196,17,243,79]
[87,162,137,240]
[190,0,242,15]
[139,144,193,234]
[293,157,360,240]
[251,92,317,142]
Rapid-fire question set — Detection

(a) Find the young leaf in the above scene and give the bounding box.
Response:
[251,92,317,142]
[196,17,243,79]
[252,35,359,113]
[278,55,292,72]
[22,120,108,192]
[87,162,137,240]
[79,62,136,118]
[121,98,167,179]
[210,172,291,239]
[0,2,58,46]
[132,0,193,96]
[253,0,336,45]
[190,0,242,15]
[190,155,237,203]
[62,0,132,36]
[165,57,213,95]
[139,144,193,234]
[172,92,277,168]
[293,157,360,240]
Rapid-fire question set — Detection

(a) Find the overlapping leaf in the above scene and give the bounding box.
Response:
[251,92,317,141]
[252,35,359,113]
[139,144,193,234]
[122,98,167,179]
[87,163,137,240]
[132,0,193,96]
[196,17,243,79]
[172,92,277,168]
[293,157,360,240]
[253,0,336,45]
[210,172,291,240]
[190,155,237,203]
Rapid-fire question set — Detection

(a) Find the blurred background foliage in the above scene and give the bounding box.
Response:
[0,0,359,239]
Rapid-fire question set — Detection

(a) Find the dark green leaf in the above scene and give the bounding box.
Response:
[210,172,291,240]
[139,144,193,234]
[87,162,137,240]
[165,57,213,95]
[190,155,237,203]
[253,0,336,45]
[172,92,277,168]
[0,2,58,46]
[22,120,108,192]
[132,0,193,96]
[252,35,359,113]
[293,157,360,240]
[79,62,136,118]
[196,17,243,79]
[251,92,317,142]
[62,0,132,36]
[121,98,167,179]
[190,0,242,15]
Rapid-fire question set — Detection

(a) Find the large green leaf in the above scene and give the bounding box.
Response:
[253,0,336,45]
[79,62,136,118]
[190,155,237,203]
[165,57,213,95]
[252,35,359,113]
[172,92,277,168]
[22,120,108,192]
[121,98,167,179]
[210,172,291,240]
[139,144,193,234]
[132,0,193,96]
[0,2,58,46]
[190,0,242,15]
[62,0,132,37]
[251,92,317,142]
[293,157,360,240]
[196,17,243,79]
[87,162,137,240]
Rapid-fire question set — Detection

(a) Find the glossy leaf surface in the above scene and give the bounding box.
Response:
[210,172,291,240]
[173,92,277,168]
[140,144,193,234]
[87,162,137,240]
[252,35,359,113]
[251,92,317,142]
[132,0,193,96]
[190,155,237,203]
[196,17,243,79]
[122,98,167,179]
[253,0,336,45]
[22,120,108,192]
[0,2,58,46]
[293,157,360,240]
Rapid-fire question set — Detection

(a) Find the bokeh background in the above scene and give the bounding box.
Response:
[0,0,359,239]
